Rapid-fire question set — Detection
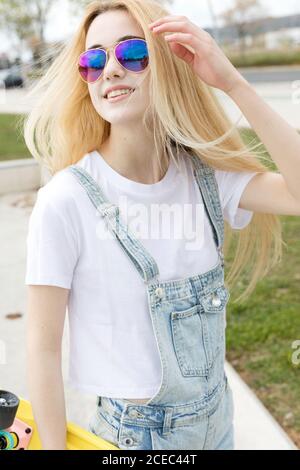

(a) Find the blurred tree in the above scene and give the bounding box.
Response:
[0,0,57,65]
[221,0,267,57]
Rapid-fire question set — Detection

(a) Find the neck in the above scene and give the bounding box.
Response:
[98,126,170,185]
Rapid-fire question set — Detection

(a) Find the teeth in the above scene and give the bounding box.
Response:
[106,88,133,99]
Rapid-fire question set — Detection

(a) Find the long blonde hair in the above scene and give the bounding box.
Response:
[20,0,284,303]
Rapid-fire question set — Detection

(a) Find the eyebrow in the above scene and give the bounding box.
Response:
[87,35,145,50]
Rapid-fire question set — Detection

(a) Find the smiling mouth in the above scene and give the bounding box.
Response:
[104,88,135,99]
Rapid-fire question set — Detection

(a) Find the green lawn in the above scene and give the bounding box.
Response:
[0,114,31,160]
[229,49,300,68]
[0,113,299,446]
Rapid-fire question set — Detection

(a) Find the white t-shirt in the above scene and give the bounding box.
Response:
[25,149,257,397]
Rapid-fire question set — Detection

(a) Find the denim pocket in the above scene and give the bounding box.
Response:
[171,304,209,377]
[171,285,230,378]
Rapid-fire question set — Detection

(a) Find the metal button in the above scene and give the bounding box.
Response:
[124,437,134,446]
[211,295,221,307]
[155,287,163,298]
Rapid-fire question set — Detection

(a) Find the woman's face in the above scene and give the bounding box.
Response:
[85,10,151,125]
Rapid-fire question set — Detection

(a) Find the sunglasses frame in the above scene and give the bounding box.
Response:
[78,37,149,84]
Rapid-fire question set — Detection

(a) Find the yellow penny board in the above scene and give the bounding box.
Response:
[16,397,120,450]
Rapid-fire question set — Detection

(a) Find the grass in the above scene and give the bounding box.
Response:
[226,130,300,448]
[0,114,31,161]
[228,49,300,68]
[0,113,300,446]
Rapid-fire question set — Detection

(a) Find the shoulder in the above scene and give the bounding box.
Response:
[35,152,96,215]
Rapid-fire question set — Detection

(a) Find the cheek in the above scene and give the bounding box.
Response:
[138,74,151,100]
[88,85,103,107]
[139,84,151,105]
[88,83,98,98]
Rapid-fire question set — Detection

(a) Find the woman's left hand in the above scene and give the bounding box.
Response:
[148,15,247,95]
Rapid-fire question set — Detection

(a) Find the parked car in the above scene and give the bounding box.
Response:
[0,66,24,88]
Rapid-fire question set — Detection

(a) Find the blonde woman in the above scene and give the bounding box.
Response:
[23,0,300,450]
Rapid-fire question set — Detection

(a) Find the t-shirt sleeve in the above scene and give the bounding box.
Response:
[214,169,258,230]
[25,188,79,288]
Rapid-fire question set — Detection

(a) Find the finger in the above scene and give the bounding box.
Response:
[167,42,194,65]
[148,15,188,28]
[164,32,200,54]
[150,19,212,45]
[151,21,196,36]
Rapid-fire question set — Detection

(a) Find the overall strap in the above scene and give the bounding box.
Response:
[68,165,160,284]
[188,153,225,267]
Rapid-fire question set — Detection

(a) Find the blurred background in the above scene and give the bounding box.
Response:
[0,0,299,450]
[1,0,300,88]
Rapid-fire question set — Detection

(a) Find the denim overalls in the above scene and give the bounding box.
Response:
[68,151,235,450]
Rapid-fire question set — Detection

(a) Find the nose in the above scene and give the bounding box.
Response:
[102,50,125,80]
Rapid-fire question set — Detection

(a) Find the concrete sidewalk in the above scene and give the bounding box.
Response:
[0,188,297,450]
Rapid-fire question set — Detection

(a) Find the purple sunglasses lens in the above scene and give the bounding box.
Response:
[78,49,106,83]
[78,39,149,83]
[116,39,149,72]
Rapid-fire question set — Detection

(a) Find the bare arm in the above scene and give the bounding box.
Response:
[228,80,300,215]
[26,285,69,450]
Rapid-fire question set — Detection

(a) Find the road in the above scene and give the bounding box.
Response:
[240,66,300,83]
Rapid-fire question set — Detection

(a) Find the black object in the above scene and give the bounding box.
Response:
[0,391,20,429]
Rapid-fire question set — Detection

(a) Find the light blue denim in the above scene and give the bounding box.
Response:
[68,151,235,450]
